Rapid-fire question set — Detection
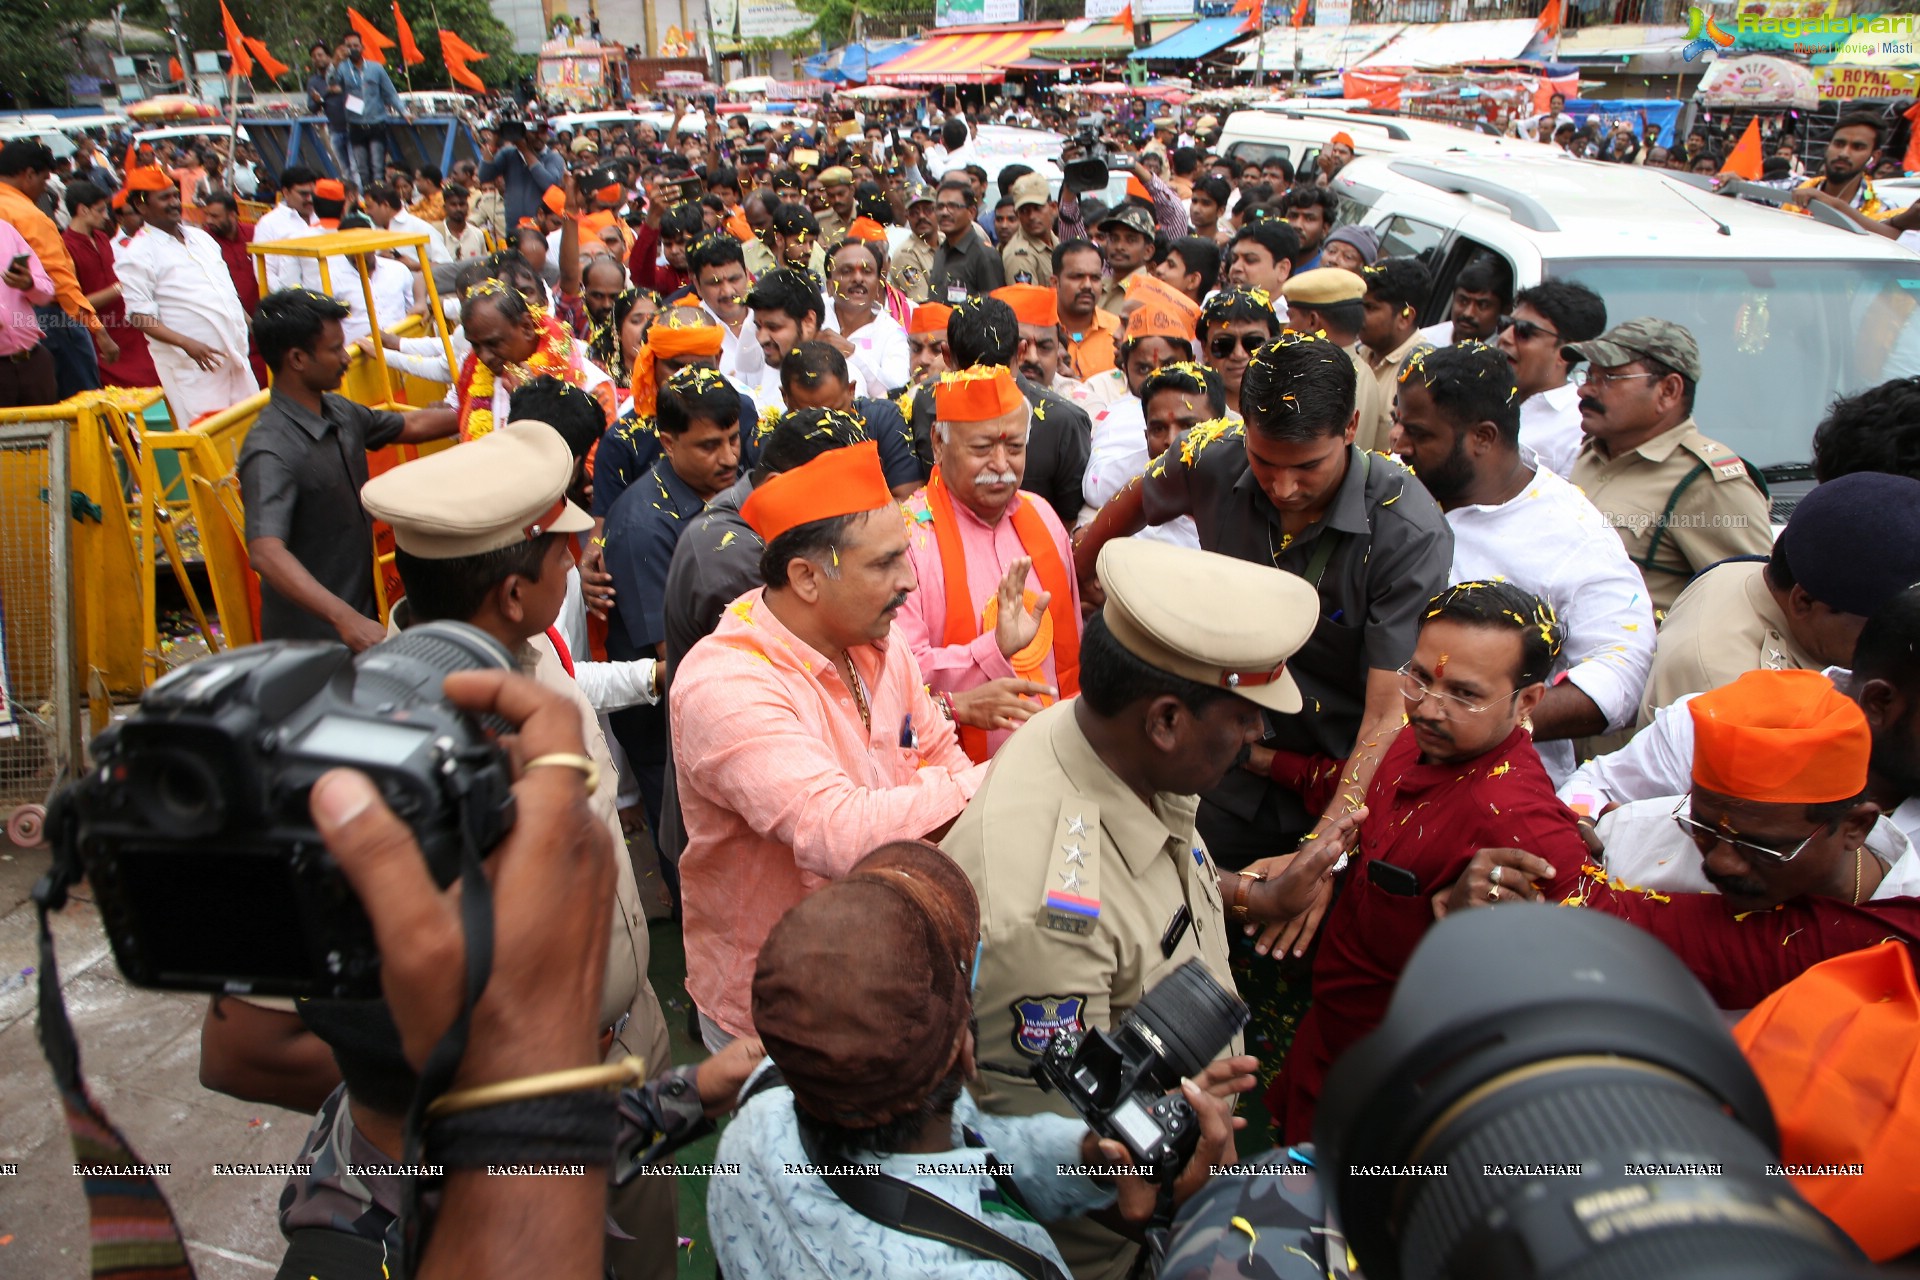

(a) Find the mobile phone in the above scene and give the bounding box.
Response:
[7,253,28,276]
[1366,859,1421,897]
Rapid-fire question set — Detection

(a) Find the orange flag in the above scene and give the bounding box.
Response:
[243,35,290,78]
[440,29,486,91]
[1722,116,1764,180]
[220,2,253,77]
[1290,0,1310,26]
[346,7,394,63]
[1534,0,1562,35]
[392,1,426,66]
[1111,4,1132,26]
[168,55,185,83]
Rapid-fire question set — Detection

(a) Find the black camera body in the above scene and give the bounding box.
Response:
[1034,959,1248,1180]
[54,622,518,1000]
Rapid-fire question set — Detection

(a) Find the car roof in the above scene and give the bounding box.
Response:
[1334,151,1918,261]
[1220,108,1549,155]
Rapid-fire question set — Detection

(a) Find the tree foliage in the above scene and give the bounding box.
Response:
[0,0,111,106]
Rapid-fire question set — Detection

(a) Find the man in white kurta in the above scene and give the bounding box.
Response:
[117,177,258,424]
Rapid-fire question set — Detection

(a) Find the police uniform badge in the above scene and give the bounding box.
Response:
[1013,270,1034,284]
[1040,802,1100,935]
[1010,994,1086,1058]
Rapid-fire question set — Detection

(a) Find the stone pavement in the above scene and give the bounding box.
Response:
[0,843,308,1278]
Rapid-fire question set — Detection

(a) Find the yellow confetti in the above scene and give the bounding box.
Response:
[1230,1216,1258,1263]
[1488,762,1512,777]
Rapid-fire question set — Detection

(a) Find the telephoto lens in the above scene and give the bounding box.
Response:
[1315,909,1869,1280]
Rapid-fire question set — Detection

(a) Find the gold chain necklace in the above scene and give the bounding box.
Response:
[843,651,871,732]
[1852,846,1865,906]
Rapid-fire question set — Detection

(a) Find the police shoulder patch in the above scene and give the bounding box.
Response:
[1010,994,1087,1058]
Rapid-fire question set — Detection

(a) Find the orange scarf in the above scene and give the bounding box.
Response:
[926,467,1080,761]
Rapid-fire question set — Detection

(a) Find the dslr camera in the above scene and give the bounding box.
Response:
[48,622,519,1001]
[1034,959,1248,1180]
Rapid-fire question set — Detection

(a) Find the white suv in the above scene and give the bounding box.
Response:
[1331,152,1920,510]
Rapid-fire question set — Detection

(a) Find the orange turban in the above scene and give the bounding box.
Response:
[725,207,752,242]
[123,166,173,194]
[1123,273,1201,344]
[1125,175,1151,203]
[1330,131,1356,149]
[934,366,1025,423]
[314,178,346,202]
[847,216,888,243]
[542,185,566,216]
[992,284,1058,329]
[741,439,893,543]
[909,303,952,336]
[1688,669,1870,805]
[629,316,726,419]
[111,189,127,210]
[1734,942,1920,1261]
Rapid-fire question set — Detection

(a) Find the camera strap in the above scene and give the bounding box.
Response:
[794,1113,1069,1280]
[32,830,197,1279]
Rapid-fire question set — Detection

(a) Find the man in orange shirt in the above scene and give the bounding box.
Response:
[1056,239,1121,379]
[0,139,114,396]
[671,441,984,1051]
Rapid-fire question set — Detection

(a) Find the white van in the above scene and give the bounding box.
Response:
[1330,151,1920,512]
[1215,107,1553,178]
[399,91,479,118]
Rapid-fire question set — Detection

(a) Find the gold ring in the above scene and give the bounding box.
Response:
[1487,885,1501,903]
[524,752,600,792]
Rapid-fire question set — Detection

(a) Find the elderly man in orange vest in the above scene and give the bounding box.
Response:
[898,365,1082,759]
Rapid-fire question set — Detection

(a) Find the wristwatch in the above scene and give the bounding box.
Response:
[1228,871,1268,920]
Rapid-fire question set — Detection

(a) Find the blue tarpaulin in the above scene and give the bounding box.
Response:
[1566,96,1684,147]
[1130,16,1252,62]
[803,40,919,84]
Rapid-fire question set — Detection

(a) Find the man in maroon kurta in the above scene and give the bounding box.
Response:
[1257,581,1590,1142]
[203,194,267,385]
[60,184,158,388]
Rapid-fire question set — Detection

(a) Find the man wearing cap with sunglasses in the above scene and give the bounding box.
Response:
[1565,317,1773,619]
[946,538,1361,1280]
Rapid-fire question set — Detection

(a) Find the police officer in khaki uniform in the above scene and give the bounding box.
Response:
[814,164,853,243]
[1635,470,1920,725]
[1001,171,1059,288]
[361,422,679,1280]
[892,181,938,303]
[1096,204,1156,317]
[1565,317,1773,620]
[1280,266,1389,454]
[943,538,1351,1280]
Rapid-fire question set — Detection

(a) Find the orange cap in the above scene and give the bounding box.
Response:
[1734,941,1920,1261]
[725,207,752,241]
[909,303,952,336]
[122,166,173,194]
[314,177,346,202]
[1123,272,1201,344]
[1687,669,1870,804]
[991,284,1058,329]
[933,366,1025,423]
[847,216,888,243]
[596,182,624,205]
[542,184,566,216]
[741,439,893,543]
[1125,175,1151,203]
[1330,131,1356,149]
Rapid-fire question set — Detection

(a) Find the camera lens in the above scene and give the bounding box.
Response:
[352,620,514,724]
[1316,909,1864,1280]
[1122,959,1248,1088]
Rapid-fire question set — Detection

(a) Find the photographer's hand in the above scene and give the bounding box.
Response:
[308,669,613,1280]
[1094,1077,1236,1223]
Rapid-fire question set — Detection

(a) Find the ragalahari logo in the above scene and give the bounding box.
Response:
[1683,6,1736,60]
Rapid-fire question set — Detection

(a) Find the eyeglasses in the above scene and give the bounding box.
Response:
[1498,314,1560,343]
[1396,664,1523,718]
[1209,333,1267,360]
[1670,799,1825,865]
[1573,368,1662,390]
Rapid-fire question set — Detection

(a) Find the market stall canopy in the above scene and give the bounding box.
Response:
[1553,23,1694,73]
[1697,53,1820,107]
[1356,18,1547,68]
[1131,16,1255,62]
[835,83,921,99]
[1030,17,1193,60]
[802,39,920,84]
[870,24,1064,84]
[126,96,223,121]
[1231,24,1405,72]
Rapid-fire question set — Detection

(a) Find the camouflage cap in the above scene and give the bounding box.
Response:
[1562,316,1701,383]
[1098,203,1156,239]
[903,181,936,207]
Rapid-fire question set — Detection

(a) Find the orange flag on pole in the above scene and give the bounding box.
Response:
[440,29,486,91]
[392,1,426,66]
[346,7,394,63]
[1110,4,1132,26]
[1722,116,1764,180]
[243,35,290,78]
[1290,0,1310,27]
[1534,0,1562,36]
[220,2,253,77]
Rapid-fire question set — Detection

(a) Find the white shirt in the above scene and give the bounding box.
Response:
[1595,795,1920,899]
[1444,464,1656,785]
[435,219,489,262]
[389,208,452,264]
[254,202,324,293]
[385,326,471,382]
[1079,395,1199,548]
[1417,319,1455,349]
[737,364,786,418]
[1518,380,1584,479]
[699,299,765,383]
[342,256,418,345]
[821,305,909,397]
[116,223,251,356]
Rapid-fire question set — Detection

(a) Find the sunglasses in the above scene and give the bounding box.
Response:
[1209,333,1266,360]
[1498,314,1561,342]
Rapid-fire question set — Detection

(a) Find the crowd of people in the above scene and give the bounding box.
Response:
[7,78,1920,1279]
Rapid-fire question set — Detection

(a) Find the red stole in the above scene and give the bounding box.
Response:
[925,467,1080,761]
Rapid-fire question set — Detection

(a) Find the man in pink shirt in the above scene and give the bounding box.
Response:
[671,439,985,1050]
[0,224,58,407]
[899,365,1081,761]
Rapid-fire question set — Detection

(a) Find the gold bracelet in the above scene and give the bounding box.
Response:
[523,752,600,792]
[426,1054,648,1119]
